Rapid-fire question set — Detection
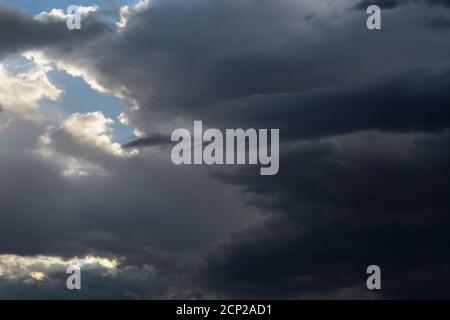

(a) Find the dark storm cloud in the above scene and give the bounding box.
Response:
[430,16,450,29]
[122,133,170,148]
[0,5,109,59]
[202,69,450,142]
[354,0,450,10]
[123,67,450,149]
[39,0,353,133]
[0,119,257,257]
[39,0,450,138]
[203,130,450,298]
[0,115,259,298]
[2,0,450,299]
[429,0,450,8]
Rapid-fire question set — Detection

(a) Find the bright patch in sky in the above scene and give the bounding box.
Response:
[45,70,135,143]
[1,1,139,142]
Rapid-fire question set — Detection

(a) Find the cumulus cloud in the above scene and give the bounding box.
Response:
[34,6,99,23]
[35,111,138,177]
[0,109,261,299]
[56,111,134,158]
[0,254,117,281]
[354,0,450,10]
[117,0,152,29]
[0,62,61,119]
[23,51,109,93]
[0,254,200,299]
[0,5,109,61]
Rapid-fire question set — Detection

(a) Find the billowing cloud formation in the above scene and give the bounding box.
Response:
[36,111,137,177]
[0,254,117,281]
[0,254,208,299]
[117,0,152,28]
[0,5,109,60]
[0,62,61,119]
[34,5,99,23]
[1,0,450,299]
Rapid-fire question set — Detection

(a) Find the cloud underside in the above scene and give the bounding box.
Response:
[1,0,450,298]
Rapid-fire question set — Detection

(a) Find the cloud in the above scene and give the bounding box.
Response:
[117,0,152,29]
[0,114,262,284]
[0,5,109,60]
[0,254,117,281]
[203,130,450,298]
[35,111,138,177]
[55,111,134,158]
[32,0,450,139]
[30,0,347,134]
[0,62,61,119]
[430,16,450,30]
[122,133,170,148]
[34,6,99,23]
[2,0,450,299]
[353,0,450,10]
[23,50,109,94]
[353,0,407,10]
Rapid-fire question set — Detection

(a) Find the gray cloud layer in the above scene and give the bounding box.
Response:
[2,0,450,298]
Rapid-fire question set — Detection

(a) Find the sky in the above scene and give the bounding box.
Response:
[1,0,450,299]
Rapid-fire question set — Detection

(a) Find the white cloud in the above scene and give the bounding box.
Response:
[117,0,152,29]
[0,254,198,299]
[30,272,45,281]
[23,51,108,94]
[34,6,99,23]
[0,254,118,282]
[0,62,61,120]
[61,112,131,157]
